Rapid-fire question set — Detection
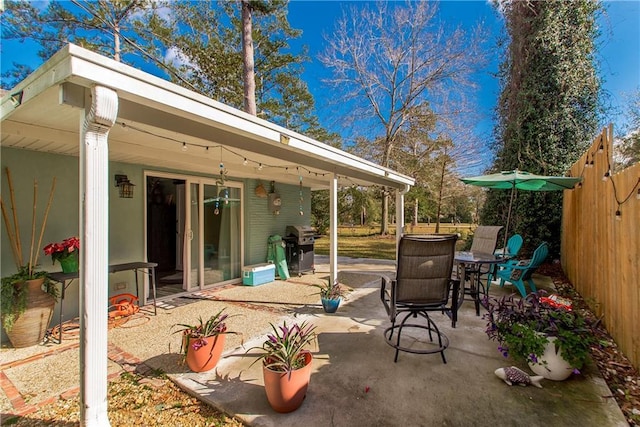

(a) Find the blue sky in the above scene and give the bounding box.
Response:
[2,0,638,170]
[286,1,640,142]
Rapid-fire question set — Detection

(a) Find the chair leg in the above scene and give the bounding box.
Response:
[389,317,397,340]
[486,265,496,292]
[426,314,447,364]
[384,310,449,363]
[527,278,537,293]
[513,280,527,298]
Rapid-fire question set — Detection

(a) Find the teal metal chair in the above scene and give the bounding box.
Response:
[486,234,523,289]
[495,242,549,297]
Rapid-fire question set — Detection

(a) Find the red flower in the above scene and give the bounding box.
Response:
[43,237,80,263]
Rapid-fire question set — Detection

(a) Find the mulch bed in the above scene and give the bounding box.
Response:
[538,262,639,426]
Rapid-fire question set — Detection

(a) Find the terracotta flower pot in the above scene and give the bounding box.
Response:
[528,336,574,381]
[262,351,313,413]
[4,278,56,348]
[185,333,226,373]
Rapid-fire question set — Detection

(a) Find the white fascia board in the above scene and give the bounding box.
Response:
[67,58,280,144]
[1,46,74,120]
[284,134,414,187]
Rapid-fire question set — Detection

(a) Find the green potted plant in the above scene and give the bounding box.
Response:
[249,320,317,413]
[173,308,237,373]
[43,236,80,273]
[313,278,350,313]
[1,167,58,347]
[1,267,57,333]
[484,291,596,381]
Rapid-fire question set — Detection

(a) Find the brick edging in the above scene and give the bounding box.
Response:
[1,342,149,416]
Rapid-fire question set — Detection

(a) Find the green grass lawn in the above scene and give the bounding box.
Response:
[314,235,397,259]
[314,224,475,260]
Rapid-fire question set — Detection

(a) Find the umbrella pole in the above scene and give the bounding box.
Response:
[503,186,516,252]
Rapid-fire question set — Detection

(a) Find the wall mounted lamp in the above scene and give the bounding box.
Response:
[114,174,135,198]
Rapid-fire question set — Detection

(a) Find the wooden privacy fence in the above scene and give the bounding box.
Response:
[562,124,640,370]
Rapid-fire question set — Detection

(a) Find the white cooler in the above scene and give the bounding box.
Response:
[242,263,276,286]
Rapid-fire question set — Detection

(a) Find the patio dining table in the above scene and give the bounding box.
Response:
[454,251,509,316]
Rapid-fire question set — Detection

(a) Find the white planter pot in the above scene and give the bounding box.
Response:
[528,336,573,381]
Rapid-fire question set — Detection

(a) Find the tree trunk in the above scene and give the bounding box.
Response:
[114,23,121,62]
[435,160,446,233]
[241,0,257,115]
[412,199,418,227]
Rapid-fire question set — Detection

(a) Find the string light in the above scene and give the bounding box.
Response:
[114,120,370,186]
[574,133,640,225]
[299,173,304,216]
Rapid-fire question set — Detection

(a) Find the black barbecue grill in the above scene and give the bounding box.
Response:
[284,225,316,276]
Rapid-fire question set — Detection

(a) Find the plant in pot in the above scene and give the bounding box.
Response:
[173,308,237,373]
[484,291,596,381]
[43,236,80,273]
[313,278,350,313]
[1,167,59,348]
[250,320,317,413]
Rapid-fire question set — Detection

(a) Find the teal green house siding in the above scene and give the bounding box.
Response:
[244,179,312,265]
[1,148,312,343]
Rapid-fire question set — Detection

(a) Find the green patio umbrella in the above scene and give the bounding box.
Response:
[460,170,582,251]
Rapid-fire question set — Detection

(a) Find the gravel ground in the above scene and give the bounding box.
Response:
[1,274,330,426]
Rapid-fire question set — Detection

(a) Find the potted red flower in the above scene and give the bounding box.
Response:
[43,237,80,273]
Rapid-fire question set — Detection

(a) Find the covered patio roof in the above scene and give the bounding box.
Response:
[1,45,415,424]
[1,44,413,191]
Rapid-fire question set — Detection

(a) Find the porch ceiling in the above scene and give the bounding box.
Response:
[1,44,414,191]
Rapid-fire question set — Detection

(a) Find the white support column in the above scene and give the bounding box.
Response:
[329,174,338,285]
[396,186,409,256]
[80,85,118,427]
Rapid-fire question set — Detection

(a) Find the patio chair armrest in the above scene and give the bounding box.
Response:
[380,275,396,318]
[502,259,519,267]
[508,261,532,271]
[499,259,530,271]
[380,275,388,301]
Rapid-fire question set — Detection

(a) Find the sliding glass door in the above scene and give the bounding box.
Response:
[186,179,243,291]
[147,171,243,297]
